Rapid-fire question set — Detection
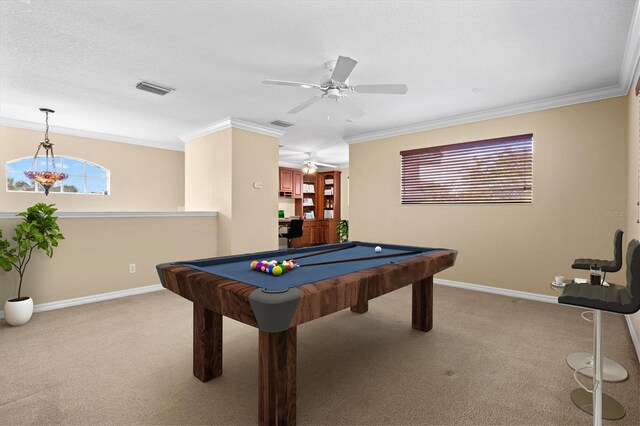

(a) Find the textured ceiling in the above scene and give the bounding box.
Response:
[1,0,639,168]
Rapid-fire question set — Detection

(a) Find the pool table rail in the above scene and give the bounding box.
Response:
[157,247,456,331]
[156,263,260,328]
[291,248,456,326]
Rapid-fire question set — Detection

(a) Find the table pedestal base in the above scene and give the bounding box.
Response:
[570,388,625,420]
[566,352,628,382]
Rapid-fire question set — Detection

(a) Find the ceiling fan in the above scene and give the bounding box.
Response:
[263,56,408,118]
[280,149,337,172]
[302,158,337,174]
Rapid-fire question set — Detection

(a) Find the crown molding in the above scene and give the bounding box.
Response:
[347,3,640,146]
[344,84,628,145]
[181,117,286,142]
[0,117,185,151]
[621,0,640,93]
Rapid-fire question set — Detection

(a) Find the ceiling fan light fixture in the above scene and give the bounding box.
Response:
[303,161,318,174]
[327,88,341,99]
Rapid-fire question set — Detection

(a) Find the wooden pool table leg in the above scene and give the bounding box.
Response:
[351,295,369,314]
[193,303,222,382]
[412,276,433,332]
[258,328,297,426]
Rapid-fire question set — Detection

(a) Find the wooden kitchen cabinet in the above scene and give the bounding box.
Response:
[279,167,303,199]
[318,171,341,221]
[289,170,342,247]
[293,220,318,248]
[291,219,339,248]
[279,168,293,193]
[321,219,339,244]
[292,170,303,199]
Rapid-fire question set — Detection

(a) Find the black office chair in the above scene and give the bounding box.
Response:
[568,229,627,383]
[559,239,640,423]
[279,219,304,248]
[572,229,624,280]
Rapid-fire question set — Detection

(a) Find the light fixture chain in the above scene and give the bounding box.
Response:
[44,110,50,143]
[50,143,57,172]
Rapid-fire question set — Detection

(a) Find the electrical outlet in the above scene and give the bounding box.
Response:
[129,264,136,274]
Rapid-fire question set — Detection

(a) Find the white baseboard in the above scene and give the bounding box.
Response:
[436,278,640,364]
[0,279,560,319]
[2,278,638,364]
[434,278,558,304]
[625,315,640,364]
[0,284,164,319]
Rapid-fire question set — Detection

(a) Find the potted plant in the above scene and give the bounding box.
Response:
[0,203,64,326]
[336,219,349,243]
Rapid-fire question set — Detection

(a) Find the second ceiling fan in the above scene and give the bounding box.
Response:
[280,148,338,172]
[263,56,408,118]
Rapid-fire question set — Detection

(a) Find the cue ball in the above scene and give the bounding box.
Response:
[375,246,382,253]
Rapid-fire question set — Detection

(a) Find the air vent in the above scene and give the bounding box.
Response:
[136,81,175,96]
[270,120,294,128]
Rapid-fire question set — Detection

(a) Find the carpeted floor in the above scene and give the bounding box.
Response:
[0,285,638,425]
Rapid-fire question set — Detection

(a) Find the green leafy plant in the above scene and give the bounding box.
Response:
[0,203,64,300]
[336,219,349,243]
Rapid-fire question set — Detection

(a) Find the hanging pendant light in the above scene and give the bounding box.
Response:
[24,108,68,195]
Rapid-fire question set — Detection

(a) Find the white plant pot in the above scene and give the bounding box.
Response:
[4,297,34,326]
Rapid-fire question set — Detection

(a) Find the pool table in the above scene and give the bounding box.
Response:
[157,241,457,425]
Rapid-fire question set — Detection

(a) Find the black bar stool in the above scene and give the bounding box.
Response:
[559,239,640,424]
[569,229,628,383]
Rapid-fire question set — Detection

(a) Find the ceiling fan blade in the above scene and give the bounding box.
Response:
[263,79,321,89]
[352,84,408,94]
[288,94,324,114]
[331,56,358,82]
[279,147,305,154]
[339,95,365,118]
[313,161,338,168]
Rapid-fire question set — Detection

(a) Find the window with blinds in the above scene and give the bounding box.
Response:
[400,134,533,204]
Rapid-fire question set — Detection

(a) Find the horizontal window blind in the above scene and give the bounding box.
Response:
[400,134,533,204]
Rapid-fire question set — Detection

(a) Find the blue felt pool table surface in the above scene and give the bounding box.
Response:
[182,241,442,293]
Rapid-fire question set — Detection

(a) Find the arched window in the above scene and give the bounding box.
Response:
[6,156,110,195]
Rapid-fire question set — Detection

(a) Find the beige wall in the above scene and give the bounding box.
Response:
[350,97,627,295]
[338,167,349,220]
[278,198,296,217]
[185,128,233,252]
[0,126,185,212]
[627,87,640,350]
[185,127,279,255]
[231,128,279,254]
[0,215,217,305]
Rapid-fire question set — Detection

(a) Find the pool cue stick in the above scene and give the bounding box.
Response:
[285,243,357,261]
[299,250,423,267]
